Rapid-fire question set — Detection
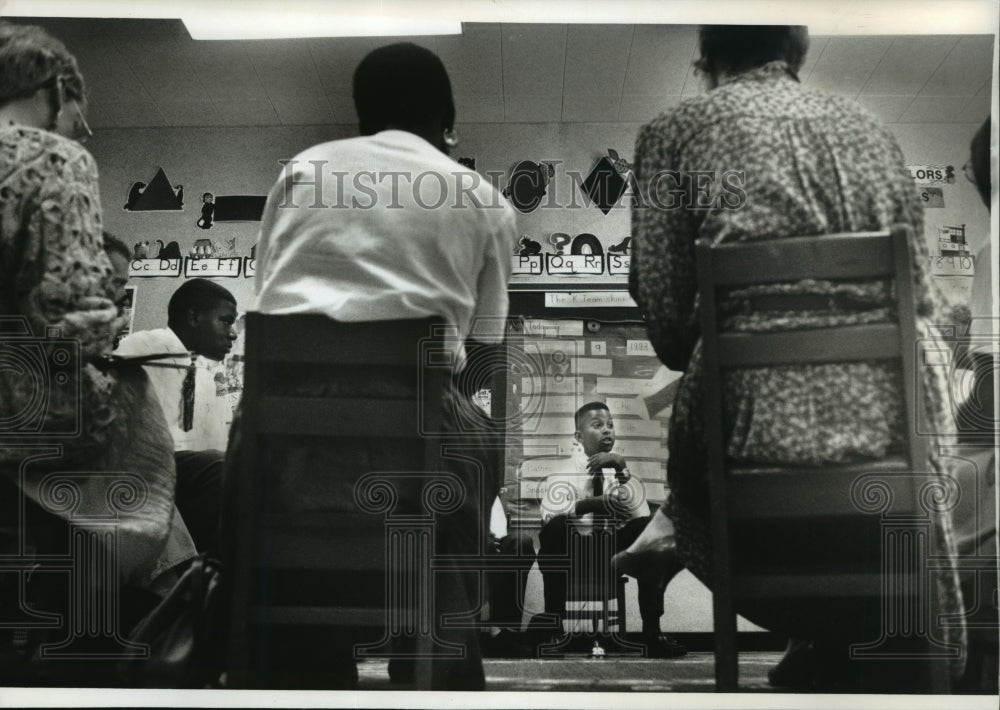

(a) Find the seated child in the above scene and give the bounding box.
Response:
[536,402,686,657]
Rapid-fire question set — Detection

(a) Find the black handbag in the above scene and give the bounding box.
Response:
[118,554,224,688]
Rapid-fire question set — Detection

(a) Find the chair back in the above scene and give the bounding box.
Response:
[225,314,450,687]
[696,226,948,691]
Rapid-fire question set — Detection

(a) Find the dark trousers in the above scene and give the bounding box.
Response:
[174,449,224,556]
[538,514,667,634]
[486,532,536,628]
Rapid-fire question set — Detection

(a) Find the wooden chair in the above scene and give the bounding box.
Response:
[696,226,954,692]
[225,314,481,689]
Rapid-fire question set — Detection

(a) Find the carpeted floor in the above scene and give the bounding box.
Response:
[355,651,781,692]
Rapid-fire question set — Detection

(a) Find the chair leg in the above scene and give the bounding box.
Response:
[711,525,739,689]
[713,603,739,690]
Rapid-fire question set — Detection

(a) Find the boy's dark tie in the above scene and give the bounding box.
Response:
[591,470,603,497]
[182,357,196,431]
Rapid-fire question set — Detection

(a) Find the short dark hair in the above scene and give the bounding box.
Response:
[352,42,455,136]
[167,278,236,328]
[970,118,991,208]
[0,21,85,106]
[575,401,609,430]
[101,231,130,261]
[695,25,809,78]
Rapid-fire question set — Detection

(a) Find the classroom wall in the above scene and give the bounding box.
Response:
[92,117,991,333]
[88,112,990,633]
[92,121,648,331]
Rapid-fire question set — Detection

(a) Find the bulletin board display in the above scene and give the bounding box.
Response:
[509,231,632,291]
[499,317,679,527]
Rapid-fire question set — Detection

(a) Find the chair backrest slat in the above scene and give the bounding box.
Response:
[707,231,896,286]
[716,324,901,367]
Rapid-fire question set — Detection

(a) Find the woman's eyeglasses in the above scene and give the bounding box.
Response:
[71,99,92,143]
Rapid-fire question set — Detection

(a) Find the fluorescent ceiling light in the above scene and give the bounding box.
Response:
[0,0,995,36]
[182,15,461,40]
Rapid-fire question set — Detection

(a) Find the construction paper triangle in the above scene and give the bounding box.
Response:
[129,168,184,211]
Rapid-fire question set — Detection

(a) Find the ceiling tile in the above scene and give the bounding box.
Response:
[83,101,114,130]
[618,94,683,123]
[100,100,167,128]
[309,37,376,94]
[623,25,698,97]
[182,43,268,102]
[501,24,567,97]
[244,40,325,95]
[155,100,223,127]
[919,35,996,97]
[797,36,830,83]
[268,94,337,126]
[504,94,563,123]
[955,83,992,124]
[563,25,633,96]
[326,94,358,126]
[371,36,439,53]
[860,36,957,96]
[561,94,621,122]
[454,93,504,124]
[679,47,705,97]
[438,24,503,96]
[853,95,914,123]
[898,94,973,122]
[211,99,280,126]
[805,36,893,97]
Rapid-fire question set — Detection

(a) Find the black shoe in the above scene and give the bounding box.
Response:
[643,633,687,658]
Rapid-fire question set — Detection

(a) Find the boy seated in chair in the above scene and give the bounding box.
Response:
[537,402,686,657]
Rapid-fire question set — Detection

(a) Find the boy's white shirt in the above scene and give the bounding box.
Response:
[538,446,650,532]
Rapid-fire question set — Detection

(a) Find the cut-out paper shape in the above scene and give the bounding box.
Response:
[457,157,476,171]
[190,238,215,258]
[608,236,632,255]
[582,156,626,215]
[132,241,149,259]
[151,239,183,260]
[502,161,555,213]
[213,237,238,258]
[607,149,633,176]
[197,192,215,230]
[569,233,602,255]
[124,168,184,211]
[516,235,543,256]
[124,182,145,210]
[549,232,572,255]
[214,195,267,222]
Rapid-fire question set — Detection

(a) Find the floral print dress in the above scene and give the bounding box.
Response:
[0,126,189,585]
[629,61,965,670]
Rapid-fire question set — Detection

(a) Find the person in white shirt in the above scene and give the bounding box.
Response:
[537,402,686,657]
[254,123,515,366]
[232,42,519,690]
[115,278,237,553]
